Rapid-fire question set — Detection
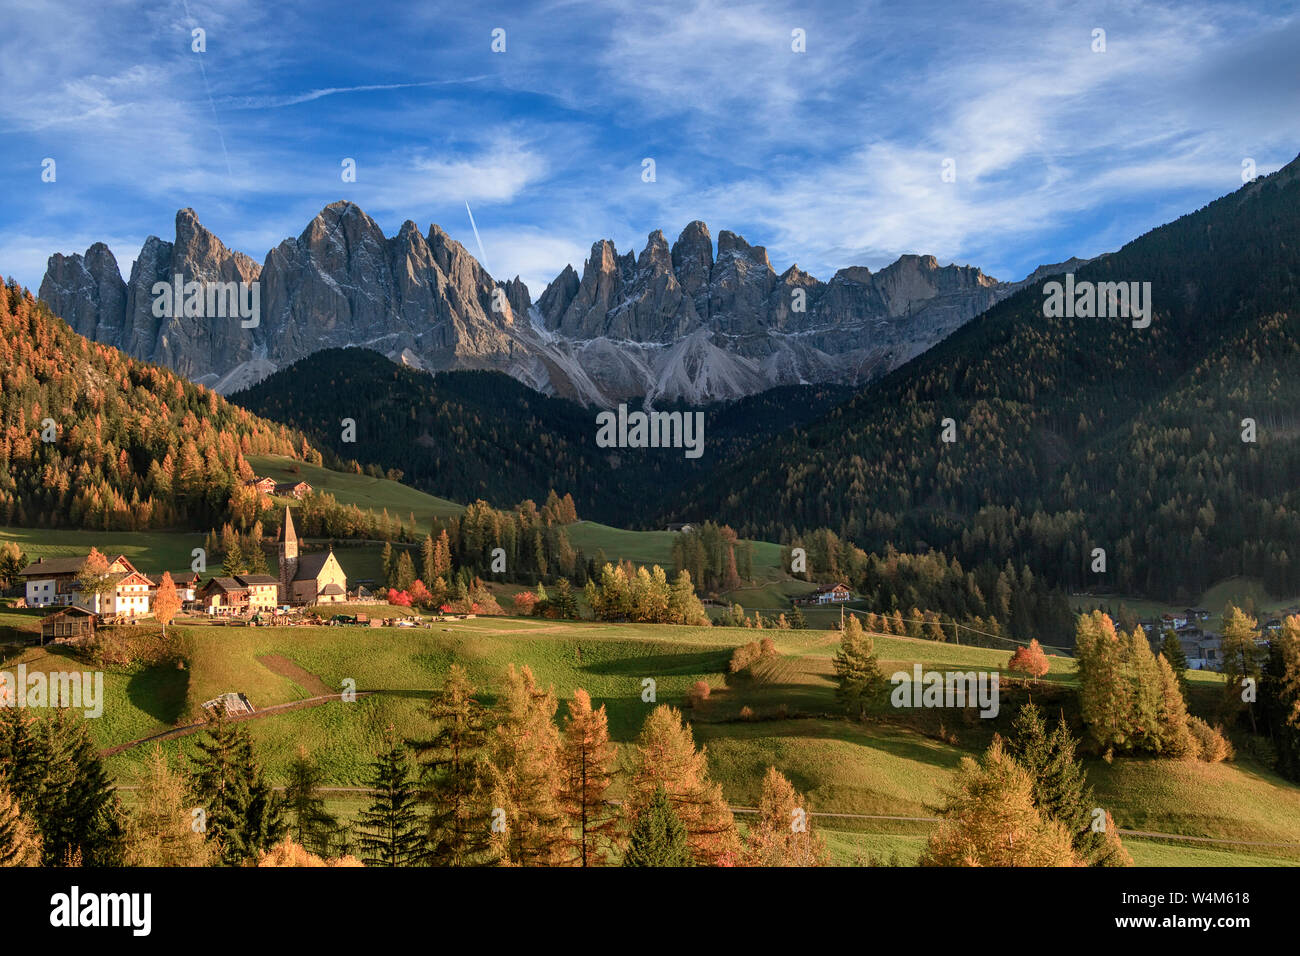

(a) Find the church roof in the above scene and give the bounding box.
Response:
[281,506,297,546]
[293,552,336,581]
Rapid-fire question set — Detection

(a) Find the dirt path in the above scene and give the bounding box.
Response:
[257,653,333,696]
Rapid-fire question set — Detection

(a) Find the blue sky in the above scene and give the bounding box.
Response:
[2,0,1298,297]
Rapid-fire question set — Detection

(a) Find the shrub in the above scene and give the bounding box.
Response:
[512,591,537,616]
[686,681,711,708]
[739,705,757,721]
[1187,717,1233,763]
[729,641,762,673]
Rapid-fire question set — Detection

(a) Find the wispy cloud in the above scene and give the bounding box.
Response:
[0,0,1296,297]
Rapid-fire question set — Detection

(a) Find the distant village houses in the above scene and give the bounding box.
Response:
[15,505,349,634]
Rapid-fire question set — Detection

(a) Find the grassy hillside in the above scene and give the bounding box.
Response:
[13,614,1290,867]
[248,454,464,531]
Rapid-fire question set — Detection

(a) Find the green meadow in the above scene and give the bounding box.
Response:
[5,613,1295,866]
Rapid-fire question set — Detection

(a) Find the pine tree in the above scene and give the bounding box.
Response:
[1222,605,1263,733]
[189,706,251,864]
[622,785,691,867]
[414,665,492,866]
[395,551,416,592]
[833,613,886,719]
[28,711,125,866]
[1007,704,1131,866]
[381,541,395,589]
[284,747,337,857]
[190,705,285,865]
[624,705,739,866]
[0,783,41,866]
[1160,630,1190,698]
[421,534,436,586]
[124,746,211,867]
[356,731,423,867]
[485,664,567,866]
[557,688,619,866]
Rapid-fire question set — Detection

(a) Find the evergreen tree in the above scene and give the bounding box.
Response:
[833,613,886,719]
[381,541,395,589]
[1160,630,1190,699]
[413,665,492,866]
[0,783,41,866]
[23,711,125,866]
[284,747,338,857]
[189,705,285,865]
[622,786,691,867]
[1006,704,1131,866]
[124,746,211,867]
[356,731,423,867]
[789,605,807,630]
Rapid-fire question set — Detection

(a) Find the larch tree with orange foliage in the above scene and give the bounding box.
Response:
[624,705,740,867]
[485,665,568,866]
[557,688,619,866]
[745,767,827,867]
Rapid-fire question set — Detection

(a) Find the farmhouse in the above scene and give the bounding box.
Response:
[278,507,348,605]
[246,476,277,496]
[87,570,155,618]
[19,554,152,617]
[237,573,280,610]
[274,481,313,500]
[174,571,201,605]
[198,577,250,615]
[812,583,852,605]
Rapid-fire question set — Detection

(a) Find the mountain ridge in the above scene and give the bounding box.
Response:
[38,204,1081,406]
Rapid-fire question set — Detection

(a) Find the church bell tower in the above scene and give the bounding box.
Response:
[279,506,299,605]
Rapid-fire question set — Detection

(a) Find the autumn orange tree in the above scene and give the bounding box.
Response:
[920,737,1079,867]
[557,688,619,866]
[744,767,827,867]
[485,665,567,866]
[153,571,180,636]
[1008,638,1050,678]
[624,705,739,866]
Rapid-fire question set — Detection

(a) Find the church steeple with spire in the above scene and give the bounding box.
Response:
[278,506,299,605]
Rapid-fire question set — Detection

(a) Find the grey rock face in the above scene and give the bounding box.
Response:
[39,203,1056,405]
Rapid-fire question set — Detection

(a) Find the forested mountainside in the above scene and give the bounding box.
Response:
[668,154,1300,603]
[230,347,850,524]
[0,281,316,531]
